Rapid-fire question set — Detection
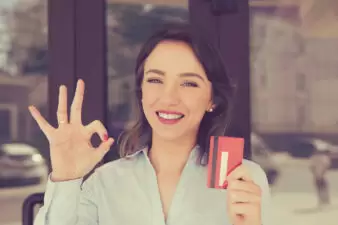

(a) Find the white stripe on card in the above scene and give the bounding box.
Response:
[219,151,229,186]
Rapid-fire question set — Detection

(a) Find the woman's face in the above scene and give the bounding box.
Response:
[141,40,213,142]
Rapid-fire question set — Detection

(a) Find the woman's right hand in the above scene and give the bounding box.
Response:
[28,79,114,182]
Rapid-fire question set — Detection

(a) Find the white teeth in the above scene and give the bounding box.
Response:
[158,112,183,120]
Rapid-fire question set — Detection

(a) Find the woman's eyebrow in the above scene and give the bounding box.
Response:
[145,69,205,82]
[179,72,205,81]
[145,69,165,75]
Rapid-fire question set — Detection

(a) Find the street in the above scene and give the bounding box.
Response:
[0,184,45,225]
[0,156,337,225]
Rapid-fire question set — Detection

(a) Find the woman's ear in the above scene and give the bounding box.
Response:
[207,95,222,112]
[207,102,216,112]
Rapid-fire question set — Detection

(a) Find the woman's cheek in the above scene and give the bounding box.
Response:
[142,86,161,105]
[180,90,211,111]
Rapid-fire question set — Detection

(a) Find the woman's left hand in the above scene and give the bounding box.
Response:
[226,164,262,225]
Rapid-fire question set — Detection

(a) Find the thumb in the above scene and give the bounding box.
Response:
[94,138,114,161]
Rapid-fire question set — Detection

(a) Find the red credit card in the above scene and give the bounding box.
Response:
[207,136,244,189]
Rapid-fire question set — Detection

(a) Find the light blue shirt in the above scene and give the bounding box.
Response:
[34,146,271,225]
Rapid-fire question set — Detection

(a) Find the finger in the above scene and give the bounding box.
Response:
[85,120,108,141]
[228,180,261,195]
[228,190,261,204]
[229,203,258,217]
[227,164,253,182]
[57,85,68,126]
[28,106,55,137]
[94,137,114,161]
[70,79,85,124]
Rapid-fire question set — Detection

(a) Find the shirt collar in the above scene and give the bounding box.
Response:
[125,146,148,158]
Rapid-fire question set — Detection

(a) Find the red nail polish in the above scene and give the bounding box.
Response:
[103,134,108,141]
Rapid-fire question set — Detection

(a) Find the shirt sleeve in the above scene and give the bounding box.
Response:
[34,172,99,225]
[251,162,272,225]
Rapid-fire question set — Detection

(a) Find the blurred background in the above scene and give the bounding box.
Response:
[0,0,337,225]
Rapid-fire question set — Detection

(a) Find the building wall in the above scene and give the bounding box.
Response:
[250,3,338,135]
[0,74,48,142]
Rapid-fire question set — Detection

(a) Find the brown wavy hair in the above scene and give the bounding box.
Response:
[118,23,235,165]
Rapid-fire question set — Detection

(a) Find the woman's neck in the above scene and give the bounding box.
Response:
[148,133,197,174]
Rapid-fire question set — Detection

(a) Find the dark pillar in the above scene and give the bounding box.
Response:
[189,0,251,159]
[49,0,107,145]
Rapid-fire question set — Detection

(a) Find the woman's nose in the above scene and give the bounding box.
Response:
[159,85,180,105]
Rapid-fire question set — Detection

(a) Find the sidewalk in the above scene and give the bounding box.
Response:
[272,192,338,225]
[269,153,338,225]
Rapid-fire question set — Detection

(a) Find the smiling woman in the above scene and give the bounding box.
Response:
[119,24,234,163]
[31,22,271,225]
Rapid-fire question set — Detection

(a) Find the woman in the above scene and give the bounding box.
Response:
[29,24,270,225]
[309,147,331,207]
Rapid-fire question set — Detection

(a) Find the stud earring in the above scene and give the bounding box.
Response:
[208,108,213,112]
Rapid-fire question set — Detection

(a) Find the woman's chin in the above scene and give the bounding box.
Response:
[151,126,198,144]
[148,117,199,143]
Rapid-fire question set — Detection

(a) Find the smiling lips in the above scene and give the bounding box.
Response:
[156,110,185,125]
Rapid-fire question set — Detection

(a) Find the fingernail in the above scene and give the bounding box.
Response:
[103,134,108,141]
[222,180,228,188]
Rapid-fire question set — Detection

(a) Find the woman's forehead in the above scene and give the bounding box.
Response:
[144,41,206,76]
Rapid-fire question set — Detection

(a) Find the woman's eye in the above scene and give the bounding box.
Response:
[146,78,162,84]
[182,81,199,88]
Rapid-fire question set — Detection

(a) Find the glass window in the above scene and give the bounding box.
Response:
[250,0,338,223]
[0,0,48,224]
[106,0,188,160]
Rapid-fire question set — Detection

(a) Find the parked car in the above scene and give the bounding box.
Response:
[287,137,338,166]
[251,133,279,185]
[0,142,48,187]
[287,138,317,158]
